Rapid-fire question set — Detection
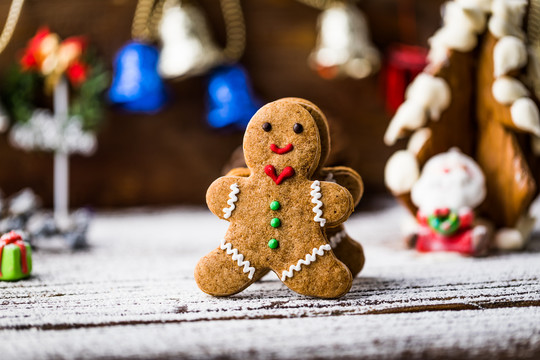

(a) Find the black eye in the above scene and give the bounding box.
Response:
[262,122,272,132]
[293,123,303,134]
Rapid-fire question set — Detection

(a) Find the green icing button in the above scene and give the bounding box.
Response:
[270,201,280,211]
[270,218,281,228]
[268,239,279,249]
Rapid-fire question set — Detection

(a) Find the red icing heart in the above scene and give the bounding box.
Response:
[264,165,295,185]
[270,143,294,155]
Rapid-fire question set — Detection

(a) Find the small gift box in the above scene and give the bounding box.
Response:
[0,231,32,281]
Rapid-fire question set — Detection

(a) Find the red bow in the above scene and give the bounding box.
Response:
[0,231,28,277]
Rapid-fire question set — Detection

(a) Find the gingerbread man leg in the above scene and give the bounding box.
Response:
[327,226,365,277]
[195,244,265,296]
[277,247,352,299]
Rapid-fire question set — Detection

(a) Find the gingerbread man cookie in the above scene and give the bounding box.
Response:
[196,99,354,298]
[226,98,366,277]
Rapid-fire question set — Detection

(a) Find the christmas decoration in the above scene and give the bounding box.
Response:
[407,149,491,256]
[156,0,259,129]
[303,0,380,79]
[157,0,222,79]
[1,28,107,249]
[382,0,428,113]
[0,188,90,250]
[109,41,167,112]
[384,45,427,113]
[0,189,41,237]
[384,0,540,252]
[0,231,32,281]
[109,0,167,113]
[206,64,261,129]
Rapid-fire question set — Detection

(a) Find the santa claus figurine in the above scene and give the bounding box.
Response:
[409,148,490,256]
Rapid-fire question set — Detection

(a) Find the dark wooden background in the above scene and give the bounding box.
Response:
[0,0,444,207]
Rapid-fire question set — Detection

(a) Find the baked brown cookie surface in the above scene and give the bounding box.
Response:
[196,99,355,298]
[225,98,366,278]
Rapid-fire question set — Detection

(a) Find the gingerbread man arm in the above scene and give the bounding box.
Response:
[319,166,364,206]
[312,181,354,228]
[206,176,245,220]
[228,166,365,208]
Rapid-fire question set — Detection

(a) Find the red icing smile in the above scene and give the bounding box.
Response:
[270,143,294,155]
[264,165,295,185]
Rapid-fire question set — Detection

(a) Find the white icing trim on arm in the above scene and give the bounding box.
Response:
[222,183,239,219]
[281,244,332,281]
[310,180,326,227]
[220,239,255,279]
[493,36,527,77]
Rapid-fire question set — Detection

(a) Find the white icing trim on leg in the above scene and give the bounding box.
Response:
[222,183,239,219]
[311,180,326,227]
[220,239,255,279]
[281,244,332,281]
[328,229,347,249]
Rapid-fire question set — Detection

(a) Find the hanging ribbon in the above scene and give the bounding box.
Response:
[0,0,25,55]
[0,231,28,277]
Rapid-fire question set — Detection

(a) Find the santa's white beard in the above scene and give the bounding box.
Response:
[411,168,486,214]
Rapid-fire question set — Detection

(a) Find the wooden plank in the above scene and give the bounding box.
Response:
[0,199,539,358]
[1,307,539,359]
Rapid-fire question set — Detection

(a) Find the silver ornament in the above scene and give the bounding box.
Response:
[309,2,380,79]
[158,0,223,79]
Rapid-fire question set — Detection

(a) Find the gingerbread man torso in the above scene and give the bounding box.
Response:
[212,173,349,278]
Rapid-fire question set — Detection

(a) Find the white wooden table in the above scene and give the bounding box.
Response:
[1,198,539,359]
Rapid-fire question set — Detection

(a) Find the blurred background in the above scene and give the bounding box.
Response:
[0,0,446,208]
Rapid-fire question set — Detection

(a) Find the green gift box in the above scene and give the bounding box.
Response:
[0,231,32,281]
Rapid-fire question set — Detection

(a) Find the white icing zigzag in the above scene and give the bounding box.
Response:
[281,244,332,281]
[328,229,347,249]
[310,180,326,227]
[222,183,239,219]
[220,239,255,279]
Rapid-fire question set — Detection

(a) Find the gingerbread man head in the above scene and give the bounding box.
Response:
[243,101,323,182]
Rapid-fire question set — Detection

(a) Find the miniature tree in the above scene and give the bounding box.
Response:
[3,28,107,230]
